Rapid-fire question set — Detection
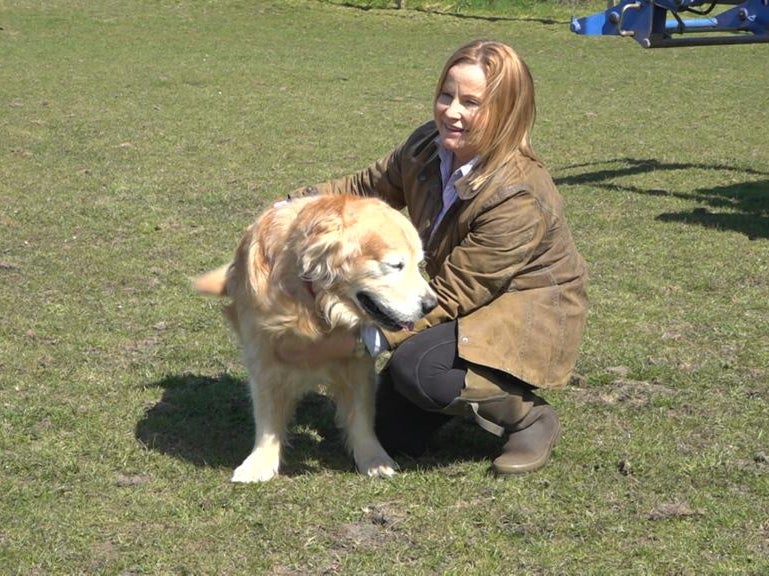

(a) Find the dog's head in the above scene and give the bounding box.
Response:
[291,195,437,332]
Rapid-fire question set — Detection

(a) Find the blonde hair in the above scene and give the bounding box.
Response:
[434,40,540,191]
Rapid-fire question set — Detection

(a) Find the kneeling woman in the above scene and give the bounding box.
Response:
[279,39,588,474]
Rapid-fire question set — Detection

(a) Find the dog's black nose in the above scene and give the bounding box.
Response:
[421,294,438,315]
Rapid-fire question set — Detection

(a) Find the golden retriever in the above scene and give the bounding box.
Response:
[195,194,436,482]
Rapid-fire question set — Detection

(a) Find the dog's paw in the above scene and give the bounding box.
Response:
[356,452,399,479]
[231,452,279,483]
[365,462,398,478]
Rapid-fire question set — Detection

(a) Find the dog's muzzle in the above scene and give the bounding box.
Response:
[355,291,437,332]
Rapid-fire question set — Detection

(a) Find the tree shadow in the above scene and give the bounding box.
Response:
[656,180,769,240]
[333,1,564,25]
[555,158,769,240]
[136,372,501,478]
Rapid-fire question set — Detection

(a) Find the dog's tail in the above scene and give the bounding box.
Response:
[194,264,230,296]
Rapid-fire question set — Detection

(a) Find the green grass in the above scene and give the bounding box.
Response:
[2,0,768,574]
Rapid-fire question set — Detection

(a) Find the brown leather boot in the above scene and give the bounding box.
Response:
[478,394,561,474]
[440,367,561,474]
[488,402,560,475]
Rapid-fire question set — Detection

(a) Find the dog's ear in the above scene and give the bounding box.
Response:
[295,199,350,288]
[194,264,229,296]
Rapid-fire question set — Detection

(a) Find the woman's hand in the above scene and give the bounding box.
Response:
[275,332,359,367]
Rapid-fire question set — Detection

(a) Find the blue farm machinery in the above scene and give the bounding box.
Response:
[571,0,769,47]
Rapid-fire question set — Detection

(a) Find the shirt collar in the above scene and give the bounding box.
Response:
[437,139,478,183]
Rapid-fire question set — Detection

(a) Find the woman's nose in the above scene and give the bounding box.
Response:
[445,99,462,118]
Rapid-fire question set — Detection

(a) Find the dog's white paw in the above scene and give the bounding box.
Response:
[355,452,399,478]
[365,462,398,478]
[231,451,279,483]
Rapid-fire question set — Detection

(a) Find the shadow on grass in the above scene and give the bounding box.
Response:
[556,158,769,240]
[333,1,565,25]
[136,373,254,470]
[136,372,500,477]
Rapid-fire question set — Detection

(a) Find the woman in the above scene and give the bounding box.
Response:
[282,40,588,474]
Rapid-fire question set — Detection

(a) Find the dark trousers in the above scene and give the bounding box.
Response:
[375,321,466,456]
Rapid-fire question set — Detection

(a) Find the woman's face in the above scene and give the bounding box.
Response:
[434,62,487,167]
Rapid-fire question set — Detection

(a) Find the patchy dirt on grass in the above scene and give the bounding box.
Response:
[266,502,412,576]
[568,368,676,408]
[335,502,408,550]
[115,473,151,488]
[734,451,769,475]
[648,501,702,521]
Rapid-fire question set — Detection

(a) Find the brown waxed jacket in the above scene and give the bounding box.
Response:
[296,121,588,389]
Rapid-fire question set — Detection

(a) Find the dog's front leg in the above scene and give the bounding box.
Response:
[232,375,295,483]
[336,365,398,478]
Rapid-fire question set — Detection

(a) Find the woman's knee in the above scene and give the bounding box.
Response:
[387,323,465,410]
[387,358,441,411]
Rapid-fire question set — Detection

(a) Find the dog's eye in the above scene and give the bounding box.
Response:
[385,260,405,272]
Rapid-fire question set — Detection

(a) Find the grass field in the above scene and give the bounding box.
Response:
[2,0,768,574]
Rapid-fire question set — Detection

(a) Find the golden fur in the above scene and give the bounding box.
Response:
[195,195,436,482]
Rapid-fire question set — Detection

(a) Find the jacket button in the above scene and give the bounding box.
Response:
[460,336,469,344]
